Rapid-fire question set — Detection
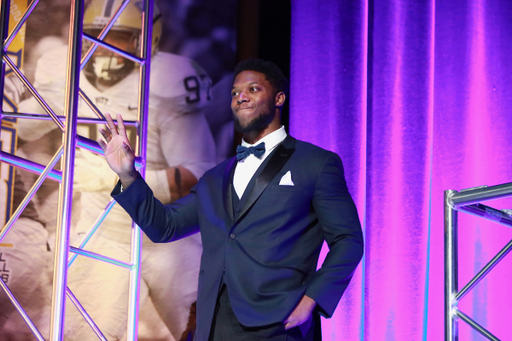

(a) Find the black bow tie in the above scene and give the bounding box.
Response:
[236,142,266,161]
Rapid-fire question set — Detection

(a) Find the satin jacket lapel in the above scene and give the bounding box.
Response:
[235,136,296,223]
[222,156,237,223]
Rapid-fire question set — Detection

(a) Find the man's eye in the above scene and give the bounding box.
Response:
[231,92,238,97]
[250,87,258,92]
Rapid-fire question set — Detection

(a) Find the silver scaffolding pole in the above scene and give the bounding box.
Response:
[0,0,154,339]
[49,0,84,338]
[444,190,458,341]
[444,183,512,341]
[126,0,153,338]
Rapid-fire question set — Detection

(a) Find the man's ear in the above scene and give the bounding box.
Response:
[275,91,286,107]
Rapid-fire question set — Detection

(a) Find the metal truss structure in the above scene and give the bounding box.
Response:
[445,182,512,341]
[0,0,153,339]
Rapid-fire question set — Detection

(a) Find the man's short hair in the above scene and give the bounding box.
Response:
[234,59,289,96]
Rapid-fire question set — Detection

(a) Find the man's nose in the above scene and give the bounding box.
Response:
[237,91,249,104]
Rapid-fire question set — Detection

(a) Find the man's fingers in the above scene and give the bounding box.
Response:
[99,127,112,142]
[284,320,298,330]
[105,113,118,136]
[116,113,127,135]
[284,316,294,330]
[98,138,107,152]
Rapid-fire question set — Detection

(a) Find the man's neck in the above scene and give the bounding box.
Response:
[243,121,281,145]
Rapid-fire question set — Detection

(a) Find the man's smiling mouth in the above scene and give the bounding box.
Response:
[237,107,254,112]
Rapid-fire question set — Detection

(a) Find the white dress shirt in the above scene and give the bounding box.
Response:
[233,126,287,198]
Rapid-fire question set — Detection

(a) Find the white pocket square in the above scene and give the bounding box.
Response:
[279,170,294,186]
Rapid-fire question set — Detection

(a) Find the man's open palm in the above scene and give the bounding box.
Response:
[98,113,138,187]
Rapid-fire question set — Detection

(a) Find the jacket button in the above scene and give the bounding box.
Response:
[229,233,236,239]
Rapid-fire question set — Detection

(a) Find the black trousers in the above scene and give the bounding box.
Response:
[208,285,321,341]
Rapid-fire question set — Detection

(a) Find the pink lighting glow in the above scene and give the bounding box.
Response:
[291,0,512,340]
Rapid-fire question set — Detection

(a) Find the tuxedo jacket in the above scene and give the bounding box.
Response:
[112,135,364,340]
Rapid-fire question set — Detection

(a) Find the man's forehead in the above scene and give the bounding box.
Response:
[232,81,262,89]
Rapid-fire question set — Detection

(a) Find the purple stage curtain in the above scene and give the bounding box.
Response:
[290,0,512,340]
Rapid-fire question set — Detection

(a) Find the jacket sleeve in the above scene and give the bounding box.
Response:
[111,175,200,243]
[305,153,364,318]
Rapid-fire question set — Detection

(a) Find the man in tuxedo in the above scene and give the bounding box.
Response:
[99,59,364,340]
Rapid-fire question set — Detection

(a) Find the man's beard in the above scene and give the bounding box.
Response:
[234,103,275,134]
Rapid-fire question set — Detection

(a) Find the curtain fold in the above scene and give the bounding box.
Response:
[290,0,512,340]
[291,0,367,339]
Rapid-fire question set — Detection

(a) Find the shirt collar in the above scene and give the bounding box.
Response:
[241,126,287,154]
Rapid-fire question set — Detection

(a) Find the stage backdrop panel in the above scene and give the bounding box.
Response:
[0,1,236,340]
